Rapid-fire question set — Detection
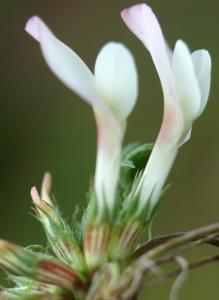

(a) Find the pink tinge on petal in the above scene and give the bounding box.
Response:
[121,4,164,51]
[25,16,43,42]
[157,99,184,145]
[121,3,174,97]
[41,172,52,204]
[157,106,176,145]
[121,4,152,47]
[30,186,41,205]
[25,14,107,111]
[42,172,52,195]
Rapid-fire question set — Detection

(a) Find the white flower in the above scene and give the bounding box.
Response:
[25,16,138,216]
[121,4,211,215]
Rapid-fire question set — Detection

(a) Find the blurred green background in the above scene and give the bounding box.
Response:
[1,0,219,298]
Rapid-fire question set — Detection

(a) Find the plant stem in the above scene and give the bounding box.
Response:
[150,233,219,267]
[144,222,219,260]
[133,228,219,258]
[144,254,219,288]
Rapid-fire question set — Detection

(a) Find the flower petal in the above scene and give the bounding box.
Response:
[25,16,104,109]
[121,3,174,97]
[138,142,178,214]
[93,43,138,214]
[192,50,211,116]
[94,42,137,214]
[179,128,192,146]
[172,40,201,123]
[94,111,124,215]
[94,42,138,119]
[41,172,52,204]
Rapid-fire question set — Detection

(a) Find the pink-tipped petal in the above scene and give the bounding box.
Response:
[121,4,160,47]
[25,16,106,111]
[30,186,41,205]
[121,3,173,97]
[94,111,124,215]
[41,172,52,204]
[42,172,52,193]
[25,16,42,42]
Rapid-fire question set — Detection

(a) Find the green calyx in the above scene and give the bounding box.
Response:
[0,143,167,300]
[34,200,87,276]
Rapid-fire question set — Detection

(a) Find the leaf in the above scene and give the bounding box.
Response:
[120,142,154,196]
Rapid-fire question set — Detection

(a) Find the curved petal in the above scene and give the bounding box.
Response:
[25,16,104,109]
[138,142,178,214]
[137,99,183,213]
[41,172,52,204]
[94,43,138,214]
[121,3,174,98]
[94,43,137,214]
[172,40,201,123]
[94,111,124,215]
[192,50,211,116]
[94,42,138,119]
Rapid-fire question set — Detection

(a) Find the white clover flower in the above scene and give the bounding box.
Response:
[0,6,217,300]
[25,17,138,217]
[121,3,211,215]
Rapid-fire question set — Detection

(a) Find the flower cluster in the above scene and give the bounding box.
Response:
[0,3,211,300]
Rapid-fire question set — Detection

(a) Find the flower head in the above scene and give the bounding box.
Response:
[0,5,215,300]
[0,240,84,291]
[121,3,211,216]
[25,16,138,218]
[30,173,86,273]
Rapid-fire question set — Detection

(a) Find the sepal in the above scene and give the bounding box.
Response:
[109,219,145,261]
[82,189,111,269]
[31,177,86,274]
[83,222,110,270]
[109,177,146,260]
[0,240,85,291]
[87,263,120,300]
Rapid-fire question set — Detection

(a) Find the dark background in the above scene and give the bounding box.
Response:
[0,0,219,298]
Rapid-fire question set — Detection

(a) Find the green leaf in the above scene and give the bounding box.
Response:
[120,142,153,196]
